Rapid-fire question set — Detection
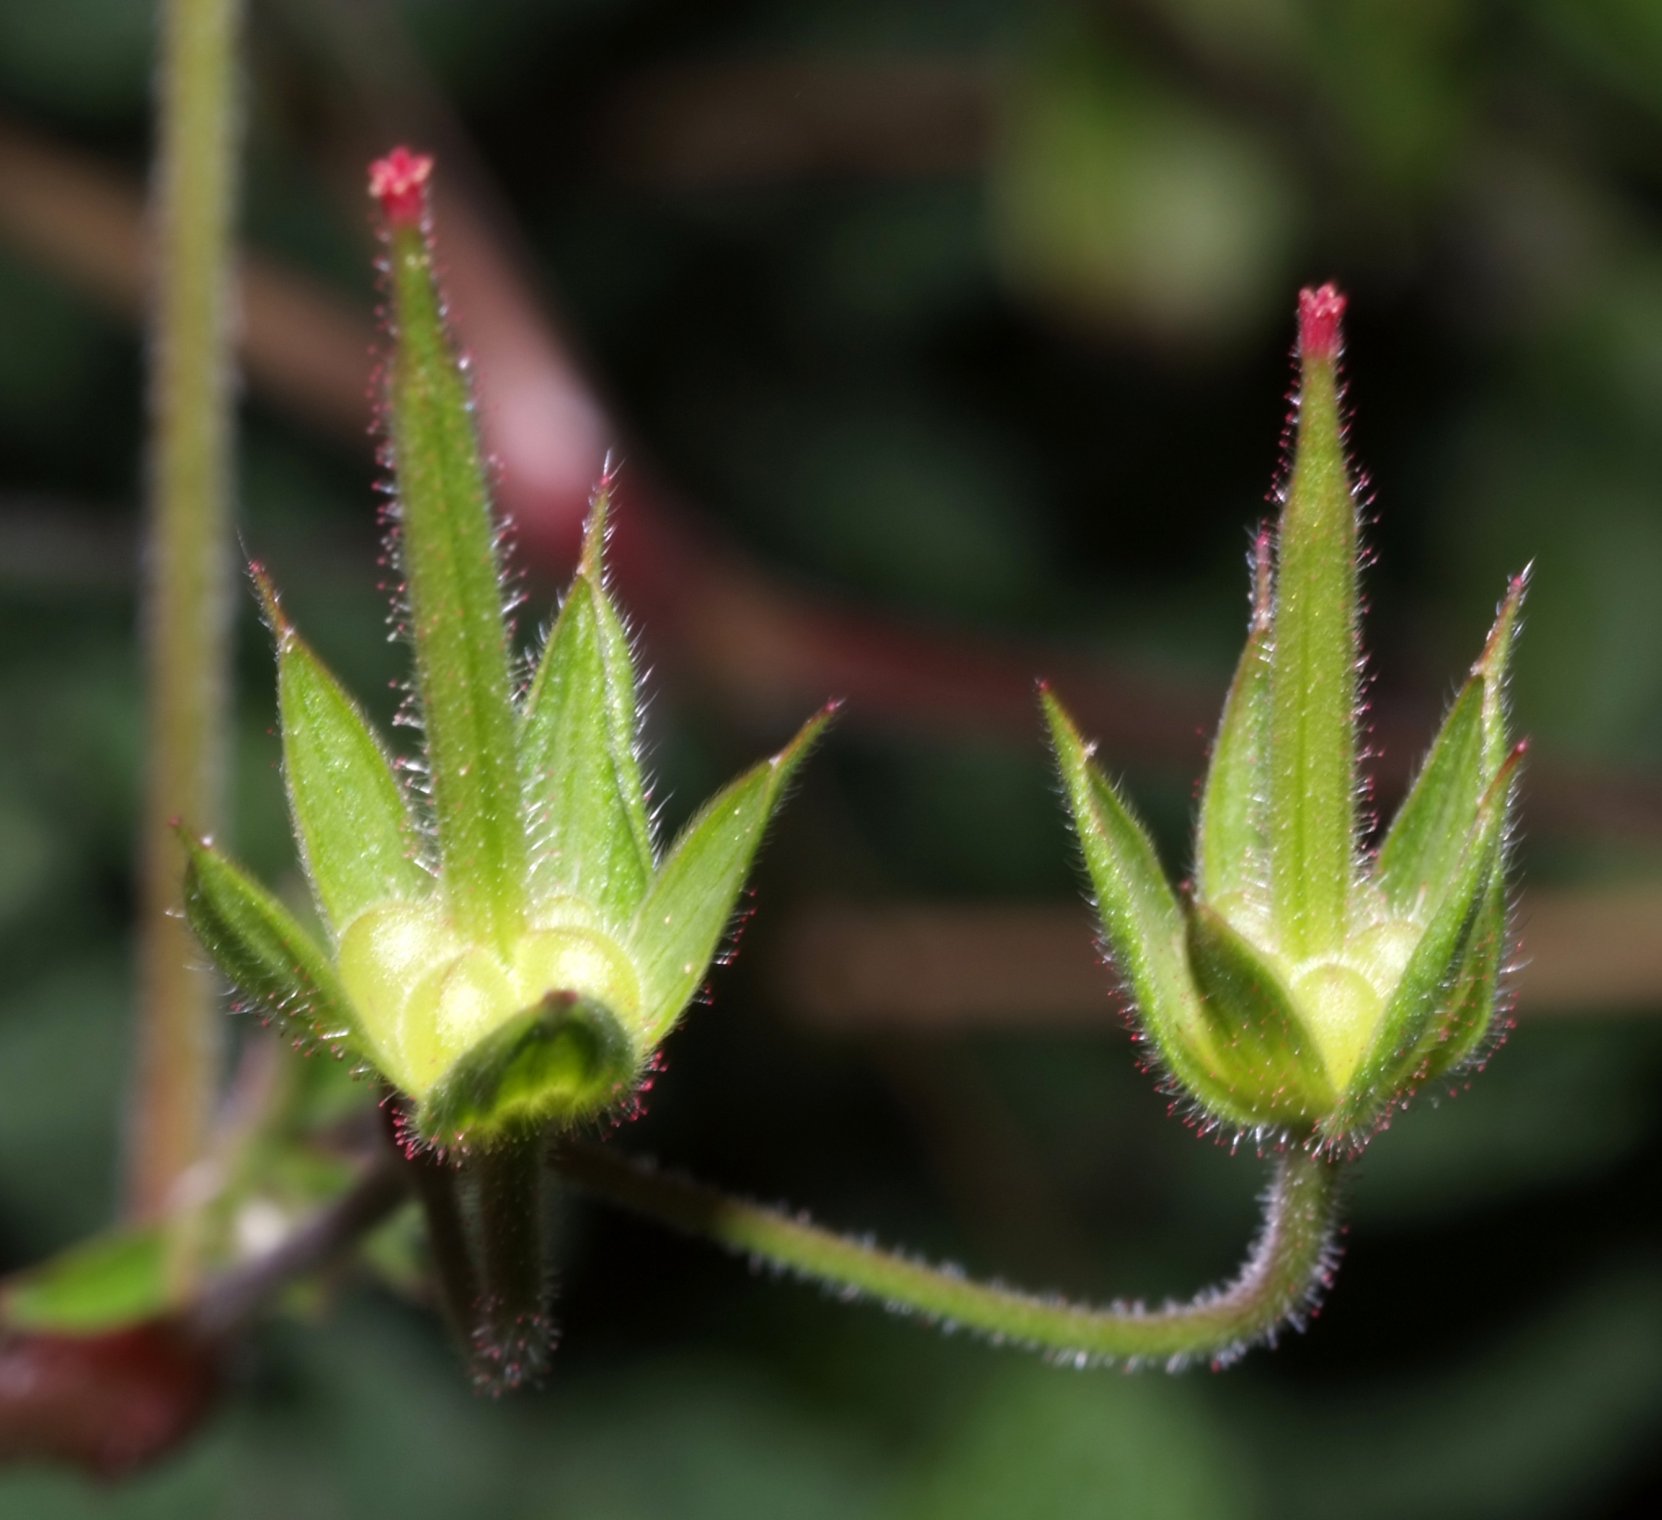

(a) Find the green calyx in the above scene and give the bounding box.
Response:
[182,152,829,1152]
[1048,285,1526,1148]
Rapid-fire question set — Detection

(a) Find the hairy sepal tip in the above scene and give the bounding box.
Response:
[778,701,841,764]
[248,563,288,639]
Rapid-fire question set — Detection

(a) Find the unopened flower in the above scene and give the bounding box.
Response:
[1045,286,1525,1149]
[181,149,830,1154]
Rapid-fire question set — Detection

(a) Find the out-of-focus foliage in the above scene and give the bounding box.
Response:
[2,0,1660,1513]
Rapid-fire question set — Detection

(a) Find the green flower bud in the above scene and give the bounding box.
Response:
[1047,285,1525,1149]
[181,147,831,1153]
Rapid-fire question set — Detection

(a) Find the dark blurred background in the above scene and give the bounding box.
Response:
[2,0,1660,1514]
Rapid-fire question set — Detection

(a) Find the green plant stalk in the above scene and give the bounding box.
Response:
[387,1101,555,1395]
[399,1141,480,1339]
[129,0,244,1225]
[465,1138,555,1394]
[557,1143,1342,1367]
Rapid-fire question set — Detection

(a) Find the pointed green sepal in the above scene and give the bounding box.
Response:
[1197,528,1274,906]
[380,191,525,949]
[1324,746,1522,1140]
[180,833,373,1063]
[1378,574,1526,916]
[1268,286,1359,957]
[1376,681,1483,916]
[1412,872,1508,1083]
[418,991,639,1149]
[1478,570,1528,776]
[1185,903,1336,1124]
[630,704,835,1043]
[1044,690,1266,1129]
[255,571,430,936]
[521,485,655,924]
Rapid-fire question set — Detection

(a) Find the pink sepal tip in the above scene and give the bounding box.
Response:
[368,146,434,227]
[1298,283,1347,362]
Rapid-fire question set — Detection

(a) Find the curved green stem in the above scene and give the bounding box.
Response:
[557,1143,1343,1369]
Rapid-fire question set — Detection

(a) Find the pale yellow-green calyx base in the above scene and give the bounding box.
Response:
[338,896,644,1101]
[1209,888,1421,1089]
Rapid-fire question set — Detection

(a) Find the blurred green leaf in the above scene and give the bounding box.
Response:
[1,1229,169,1335]
[993,25,1295,340]
[885,1363,1254,1520]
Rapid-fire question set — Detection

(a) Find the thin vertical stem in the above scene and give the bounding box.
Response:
[389,1106,481,1347]
[129,0,244,1223]
[464,1137,556,1395]
[390,1103,558,1396]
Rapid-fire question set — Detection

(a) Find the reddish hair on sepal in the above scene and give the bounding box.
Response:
[1297,283,1347,362]
[368,146,434,227]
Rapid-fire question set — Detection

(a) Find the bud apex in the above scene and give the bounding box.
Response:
[368,146,433,227]
[1297,283,1346,362]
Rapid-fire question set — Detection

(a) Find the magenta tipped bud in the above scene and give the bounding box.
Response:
[1048,286,1526,1150]
[368,146,433,228]
[177,152,843,1393]
[1297,283,1347,362]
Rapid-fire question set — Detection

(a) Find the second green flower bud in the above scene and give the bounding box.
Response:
[1047,286,1525,1149]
